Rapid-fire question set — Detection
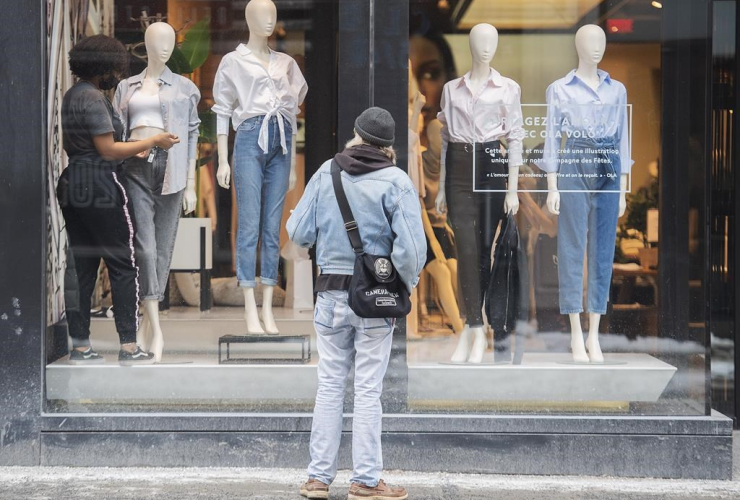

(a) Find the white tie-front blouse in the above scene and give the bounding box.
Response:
[212,44,308,154]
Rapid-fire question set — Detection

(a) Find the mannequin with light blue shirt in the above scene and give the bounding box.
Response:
[545,24,630,364]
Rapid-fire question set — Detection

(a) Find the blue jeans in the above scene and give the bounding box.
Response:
[233,115,292,288]
[307,290,395,487]
[557,137,620,315]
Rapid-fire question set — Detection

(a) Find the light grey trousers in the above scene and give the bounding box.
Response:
[307,290,395,487]
[123,148,184,301]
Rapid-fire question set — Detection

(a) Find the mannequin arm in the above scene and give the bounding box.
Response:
[216,134,231,189]
[183,159,197,214]
[289,134,297,191]
[619,173,628,217]
[421,198,446,263]
[504,165,520,215]
[434,136,448,214]
[546,172,560,215]
[94,133,178,161]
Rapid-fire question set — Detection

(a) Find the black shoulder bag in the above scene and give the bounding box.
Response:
[330,160,411,318]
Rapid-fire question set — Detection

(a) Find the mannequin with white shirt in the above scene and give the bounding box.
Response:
[213,0,308,334]
[544,25,630,363]
[434,23,524,363]
[114,22,201,362]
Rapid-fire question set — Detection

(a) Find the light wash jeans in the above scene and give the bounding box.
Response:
[307,290,395,487]
[233,115,292,288]
[557,136,621,315]
[123,148,184,301]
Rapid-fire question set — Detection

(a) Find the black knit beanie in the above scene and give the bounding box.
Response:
[354,107,395,147]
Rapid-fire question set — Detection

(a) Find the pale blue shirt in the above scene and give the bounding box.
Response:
[114,67,201,195]
[542,69,632,174]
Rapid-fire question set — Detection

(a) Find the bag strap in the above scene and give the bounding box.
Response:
[331,160,364,254]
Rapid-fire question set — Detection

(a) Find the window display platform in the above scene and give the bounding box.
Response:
[47,308,676,407]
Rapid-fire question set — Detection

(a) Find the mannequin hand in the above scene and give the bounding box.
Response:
[547,191,560,215]
[619,192,627,217]
[430,239,447,264]
[289,167,297,192]
[153,133,180,150]
[183,182,197,215]
[435,187,447,215]
[217,162,231,189]
[412,91,426,116]
[504,192,519,215]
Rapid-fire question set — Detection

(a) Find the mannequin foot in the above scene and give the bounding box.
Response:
[245,311,265,334]
[571,336,589,363]
[450,327,472,363]
[467,327,487,364]
[136,320,150,352]
[585,335,604,363]
[260,310,280,335]
[150,331,164,363]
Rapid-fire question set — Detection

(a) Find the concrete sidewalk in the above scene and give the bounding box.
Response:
[2,466,740,500]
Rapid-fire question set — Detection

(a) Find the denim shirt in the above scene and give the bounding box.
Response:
[114,67,201,195]
[287,159,427,293]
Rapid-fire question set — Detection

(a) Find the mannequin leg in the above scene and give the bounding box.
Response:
[447,258,459,298]
[407,288,421,340]
[586,312,604,362]
[137,311,151,352]
[425,259,464,333]
[418,271,429,317]
[450,325,472,363]
[467,326,488,364]
[244,288,265,334]
[569,313,589,363]
[260,285,280,335]
[142,299,164,362]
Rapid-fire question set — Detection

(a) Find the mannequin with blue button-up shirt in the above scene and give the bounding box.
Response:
[545,25,630,364]
[115,22,201,363]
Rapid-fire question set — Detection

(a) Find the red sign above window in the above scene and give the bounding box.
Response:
[607,19,634,34]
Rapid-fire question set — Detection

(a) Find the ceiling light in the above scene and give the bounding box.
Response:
[651,1,663,8]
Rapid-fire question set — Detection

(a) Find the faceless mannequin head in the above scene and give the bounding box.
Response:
[245,0,277,38]
[145,22,176,65]
[469,23,498,64]
[575,24,606,65]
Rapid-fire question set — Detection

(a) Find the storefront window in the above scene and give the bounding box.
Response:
[405,0,707,415]
[45,0,710,419]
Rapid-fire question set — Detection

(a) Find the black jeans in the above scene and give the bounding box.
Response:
[57,162,140,346]
[445,141,507,326]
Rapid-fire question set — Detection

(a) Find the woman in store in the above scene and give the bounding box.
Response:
[58,35,179,365]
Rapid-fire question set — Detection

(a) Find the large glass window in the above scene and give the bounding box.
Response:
[44,0,714,419]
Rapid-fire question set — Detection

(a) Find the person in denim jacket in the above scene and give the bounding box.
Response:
[288,107,425,500]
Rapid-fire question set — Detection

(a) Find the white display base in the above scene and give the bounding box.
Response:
[47,308,677,406]
[409,353,677,403]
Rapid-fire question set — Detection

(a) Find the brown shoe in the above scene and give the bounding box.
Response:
[348,479,408,500]
[300,478,329,499]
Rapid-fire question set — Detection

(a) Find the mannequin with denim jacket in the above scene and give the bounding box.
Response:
[114,22,200,363]
[213,0,307,334]
[434,24,523,364]
[545,24,630,363]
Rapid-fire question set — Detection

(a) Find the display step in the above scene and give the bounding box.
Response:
[47,352,676,407]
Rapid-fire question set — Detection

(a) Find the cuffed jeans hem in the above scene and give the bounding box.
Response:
[70,337,91,348]
[560,308,583,315]
[239,280,258,289]
[588,308,607,315]
[260,277,278,286]
[141,295,161,301]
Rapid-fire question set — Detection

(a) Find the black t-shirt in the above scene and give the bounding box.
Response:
[62,81,123,163]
